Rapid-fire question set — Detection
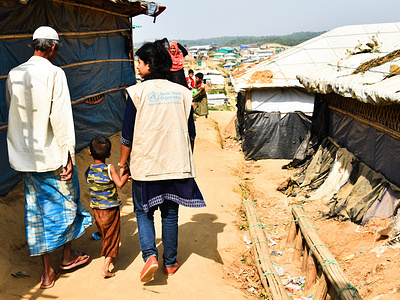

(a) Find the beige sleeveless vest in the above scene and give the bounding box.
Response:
[126,79,196,181]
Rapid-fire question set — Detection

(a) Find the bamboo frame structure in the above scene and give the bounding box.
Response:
[290,206,362,299]
[242,199,290,300]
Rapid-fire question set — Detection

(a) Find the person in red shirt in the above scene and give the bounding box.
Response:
[186,69,195,90]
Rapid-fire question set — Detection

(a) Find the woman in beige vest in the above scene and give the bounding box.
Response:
[118,39,205,283]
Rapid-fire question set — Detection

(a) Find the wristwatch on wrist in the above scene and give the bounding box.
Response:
[118,162,126,168]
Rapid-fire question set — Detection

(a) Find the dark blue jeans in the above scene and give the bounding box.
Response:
[132,181,179,268]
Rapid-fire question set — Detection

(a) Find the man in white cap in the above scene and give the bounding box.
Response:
[6,26,92,289]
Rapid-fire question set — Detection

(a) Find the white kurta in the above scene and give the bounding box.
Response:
[6,56,75,172]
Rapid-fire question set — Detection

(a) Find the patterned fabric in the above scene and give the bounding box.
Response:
[85,164,121,209]
[24,166,92,256]
[134,178,206,213]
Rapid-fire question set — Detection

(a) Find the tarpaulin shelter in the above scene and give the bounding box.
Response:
[232,23,400,160]
[281,23,400,241]
[0,0,165,195]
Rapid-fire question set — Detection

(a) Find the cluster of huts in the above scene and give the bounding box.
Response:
[189,43,287,69]
[231,22,400,241]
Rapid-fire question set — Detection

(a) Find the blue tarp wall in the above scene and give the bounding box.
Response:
[0,0,137,195]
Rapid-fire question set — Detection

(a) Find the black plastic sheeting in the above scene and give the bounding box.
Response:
[242,111,312,160]
[329,110,400,188]
[0,0,136,195]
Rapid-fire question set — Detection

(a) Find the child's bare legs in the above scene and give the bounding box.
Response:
[103,256,115,278]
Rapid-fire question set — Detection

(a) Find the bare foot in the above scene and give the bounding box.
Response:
[103,270,115,278]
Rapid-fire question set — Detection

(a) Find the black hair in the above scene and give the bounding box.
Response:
[90,136,111,160]
[195,72,204,80]
[135,38,172,80]
[188,69,194,74]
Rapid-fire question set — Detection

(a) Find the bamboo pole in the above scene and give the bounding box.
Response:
[314,273,329,300]
[286,219,297,245]
[291,206,362,299]
[242,199,290,300]
[293,228,303,262]
[301,245,308,275]
[305,253,317,292]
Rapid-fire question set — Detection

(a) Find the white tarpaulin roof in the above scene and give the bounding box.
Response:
[233,23,400,92]
[297,46,400,106]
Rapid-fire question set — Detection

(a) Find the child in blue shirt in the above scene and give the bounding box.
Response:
[86,136,129,278]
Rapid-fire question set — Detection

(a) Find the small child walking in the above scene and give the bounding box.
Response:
[85,136,129,278]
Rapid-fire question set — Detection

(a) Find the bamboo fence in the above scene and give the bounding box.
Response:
[242,199,290,300]
[288,205,362,299]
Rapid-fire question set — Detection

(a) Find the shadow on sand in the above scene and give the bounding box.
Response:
[145,213,226,286]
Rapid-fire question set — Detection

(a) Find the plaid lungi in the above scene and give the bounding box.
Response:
[24,166,92,256]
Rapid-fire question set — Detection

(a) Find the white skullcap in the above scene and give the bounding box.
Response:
[32,26,59,41]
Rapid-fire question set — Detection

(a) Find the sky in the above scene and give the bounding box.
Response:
[132,0,400,43]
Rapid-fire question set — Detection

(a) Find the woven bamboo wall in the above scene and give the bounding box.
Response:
[324,93,400,140]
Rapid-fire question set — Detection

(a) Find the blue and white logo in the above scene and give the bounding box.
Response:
[148,91,159,103]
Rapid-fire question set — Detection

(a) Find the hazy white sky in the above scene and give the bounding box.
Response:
[133,0,400,43]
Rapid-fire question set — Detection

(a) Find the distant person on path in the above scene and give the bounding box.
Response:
[86,136,129,278]
[119,38,205,283]
[192,72,208,118]
[6,26,92,289]
[168,40,189,88]
[186,69,195,90]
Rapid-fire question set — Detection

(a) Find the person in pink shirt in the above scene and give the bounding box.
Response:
[168,40,188,88]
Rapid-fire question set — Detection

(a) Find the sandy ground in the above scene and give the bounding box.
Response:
[1,110,400,299]
[0,111,250,300]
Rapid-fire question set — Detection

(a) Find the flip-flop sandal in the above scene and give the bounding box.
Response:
[40,271,61,289]
[60,254,90,270]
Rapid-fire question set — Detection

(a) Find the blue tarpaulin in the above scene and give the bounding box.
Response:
[0,0,152,195]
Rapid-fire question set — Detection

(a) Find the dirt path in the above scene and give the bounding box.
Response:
[0,111,252,299]
[3,111,399,299]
